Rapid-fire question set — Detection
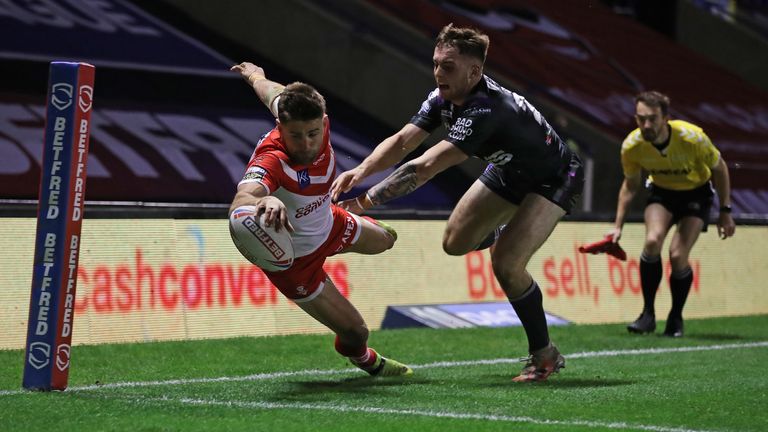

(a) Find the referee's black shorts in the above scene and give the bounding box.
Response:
[646,181,715,231]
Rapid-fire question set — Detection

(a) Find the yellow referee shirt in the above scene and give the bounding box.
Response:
[621,120,720,190]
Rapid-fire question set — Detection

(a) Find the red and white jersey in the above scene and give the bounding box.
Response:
[238,117,336,257]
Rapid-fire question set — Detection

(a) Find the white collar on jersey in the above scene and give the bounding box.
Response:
[278,149,335,184]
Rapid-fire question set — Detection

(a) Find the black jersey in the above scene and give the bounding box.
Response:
[410,75,573,182]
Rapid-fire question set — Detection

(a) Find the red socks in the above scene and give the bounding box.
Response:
[334,335,378,369]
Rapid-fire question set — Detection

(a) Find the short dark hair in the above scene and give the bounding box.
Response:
[635,91,670,116]
[277,82,326,123]
[436,23,489,64]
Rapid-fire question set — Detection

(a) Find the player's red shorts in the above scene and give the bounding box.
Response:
[264,204,362,302]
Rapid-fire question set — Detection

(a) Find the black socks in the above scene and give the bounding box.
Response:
[508,281,549,353]
[668,267,693,320]
[639,252,662,315]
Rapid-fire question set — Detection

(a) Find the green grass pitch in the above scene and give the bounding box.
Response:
[2,315,767,431]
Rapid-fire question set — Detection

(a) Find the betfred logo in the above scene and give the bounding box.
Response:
[78,85,93,112]
[56,344,71,371]
[28,342,51,370]
[243,217,285,259]
[51,83,73,111]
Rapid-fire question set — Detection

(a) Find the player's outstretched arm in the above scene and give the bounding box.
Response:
[230,62,285,117]
[230,183,294,233]
[340,140,467,213]
[331,124,429,201]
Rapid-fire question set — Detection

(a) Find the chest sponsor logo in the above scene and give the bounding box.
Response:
[448,117,473,141]
[295,193,330,219]
[648,168,691,176]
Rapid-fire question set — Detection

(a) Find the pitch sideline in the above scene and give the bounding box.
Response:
[120,395,715,432]
[1,341,766,397]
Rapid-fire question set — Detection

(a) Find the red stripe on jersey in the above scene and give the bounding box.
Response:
[241,118,336,195]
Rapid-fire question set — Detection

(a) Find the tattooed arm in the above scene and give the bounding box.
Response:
[368,162,420,206]
[342,140,468,212]
[331,124,429,201]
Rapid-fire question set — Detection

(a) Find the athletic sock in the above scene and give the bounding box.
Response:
[508,281,550,353]
[639,252,662,316]
[668,267,693,320]
[334,335,379,371]
[350,348,380,372]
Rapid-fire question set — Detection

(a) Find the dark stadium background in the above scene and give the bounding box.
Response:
[1,0,766,220]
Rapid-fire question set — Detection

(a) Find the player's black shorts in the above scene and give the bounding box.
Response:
[479,153,584,213]
[646,181,714,231]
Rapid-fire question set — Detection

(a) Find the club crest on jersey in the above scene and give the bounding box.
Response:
[297,169,310,189]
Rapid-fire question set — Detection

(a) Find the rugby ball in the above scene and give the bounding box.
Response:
[229,205,294,272]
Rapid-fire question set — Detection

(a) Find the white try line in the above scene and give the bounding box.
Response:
[133,396,717,432]
[2,341,767,397]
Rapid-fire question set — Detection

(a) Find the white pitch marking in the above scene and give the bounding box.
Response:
[2,341,766,397]
[139,396,717,432]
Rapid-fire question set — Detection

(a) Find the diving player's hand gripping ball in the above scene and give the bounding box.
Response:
[229,205,294,272]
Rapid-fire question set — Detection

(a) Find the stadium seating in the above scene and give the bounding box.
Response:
[1,0,765,216]
[0,0,460,214]
[364,0,768,215]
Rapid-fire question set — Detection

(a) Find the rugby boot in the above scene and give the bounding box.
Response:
[627,312,656,334]
[662,316,684,338]
[512,343,565,383]
[367,356,413,377]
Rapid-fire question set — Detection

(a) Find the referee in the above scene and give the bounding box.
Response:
[609,91,736,337]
